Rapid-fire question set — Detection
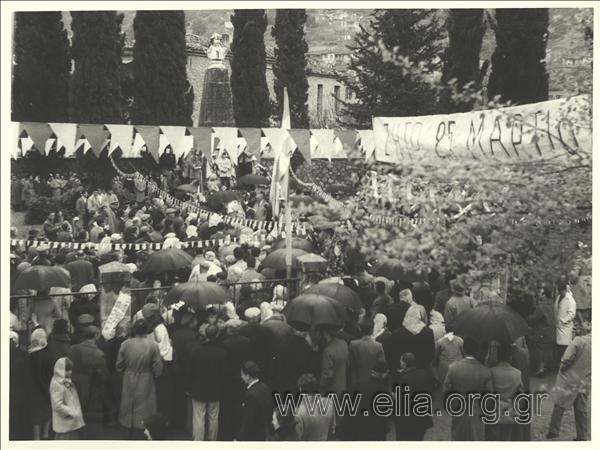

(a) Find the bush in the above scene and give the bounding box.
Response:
[25,191,78,225]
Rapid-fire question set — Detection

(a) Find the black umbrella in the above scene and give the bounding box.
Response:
[14,265,71,291]
[283,294,345,329]
[165,281,230,309]
[142,248,193,273]
[271,237,314,253]
[261,248,308,270]
[453,301,530,344]
[304,283,363,312]
[207,190,239,209]
[373,258,427,284]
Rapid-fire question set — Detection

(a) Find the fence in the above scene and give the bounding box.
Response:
[10,277,301,342]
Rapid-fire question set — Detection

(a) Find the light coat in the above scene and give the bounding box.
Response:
[554,292,576,345]
[551,334,591,409]
[50,357,85,433]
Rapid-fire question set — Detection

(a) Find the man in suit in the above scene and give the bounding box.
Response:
[187,325,227,441]
[319,329,349,397]
[443,337,493,441]
[67,250,96,292]
[238,361,272,441]
[239,308,275,376]
[443,277,475,328]
[392,352,435,440]
[348,319,385,390]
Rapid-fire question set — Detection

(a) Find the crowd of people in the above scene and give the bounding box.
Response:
[9,170,592,442]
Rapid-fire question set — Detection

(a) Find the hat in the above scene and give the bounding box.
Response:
[166,207,178,214]
[76,249,85,256]
[126,263,138,273]
[78,314,95,325]
[80,284,96,294]
[225,255,236,265]
[37,244,49,253]
[110,233,123,242]
[142,303,160,319]
[225,319,244,330]
[244,307,261,320]
[73,216,80,222]
[140,214,151,222]
[140,225,150,233]
[164,232,176,239]
[205,251,216,261]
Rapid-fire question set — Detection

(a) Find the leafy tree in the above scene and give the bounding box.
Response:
[11,12,71,122]
[190,17,207,36]
[440,9,486,113]
[69,11,125,123]
[272,9,309,128]
[230,9,271,127]
[342,9,445,127]
[488,9,549,104]
[131,11,194,126]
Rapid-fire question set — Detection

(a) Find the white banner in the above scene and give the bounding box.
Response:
[373,95,592,163]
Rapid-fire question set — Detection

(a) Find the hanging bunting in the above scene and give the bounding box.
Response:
[106,124,134,157]
[136,126,161,163]
[49,123,78,157]
[288,129,312,164]
[161,126,190,159]
[213,127,240,161]
[77,124,109,157]
[188,127,213,163]
[20,122,53,155]
[239,128,262,158]
[335,129,358,159]
[357,129,376,160]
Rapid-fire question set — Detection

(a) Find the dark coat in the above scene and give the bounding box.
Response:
[187,340,227,402]
[271,334,320,397]
[29,347,54,424]
[238,380,273,441]
[10,343,32,440]
[320,337,349,396]
[384,326,435,372]
[69,295,100,332]
[220,334,252,382]
[239,323,275,375]
[66,259,96,291]
[47,332,72,365]
[171,326,199,374]
[269,421,301,441]
[68,339,115,424]
[392,367,435,437]
[340,375,390,441]
[383,302,410,332]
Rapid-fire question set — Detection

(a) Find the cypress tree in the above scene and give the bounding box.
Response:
[440,9,486,113]
[132,11,193,126]
[343,10,445,127]
[271,9,309,128]
[230,9,271,128]
[69,11,124,123]
[488,9,549,104]
[11,12,71,122]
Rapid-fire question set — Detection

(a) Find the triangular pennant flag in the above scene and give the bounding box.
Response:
[188,127,213,163]
[136,126,161,163]
[311,129,335,160]
[262,129,291,158]
[77,124,109,157]
[357,130,376,160]
[288,129,312,164]
[131,132,146,157]
[49,123,77,157]
[161,126,189,159]
[334,129,358,159]
[20,122,53,155]
[106,124,134,157]
[213,127,240,162]
[239,128,262,158]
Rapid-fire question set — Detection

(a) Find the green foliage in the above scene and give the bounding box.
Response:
[440,10,486,113]
[131,11,194,126]
[342,9,446,127]
[25,192,77,225]
[488,9,549,104]
[272,9,310,128]
[11,12,71,122]
[69,11,125,123]
[230,9,272,127]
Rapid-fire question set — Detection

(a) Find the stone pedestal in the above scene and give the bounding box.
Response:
[198,65,235,127]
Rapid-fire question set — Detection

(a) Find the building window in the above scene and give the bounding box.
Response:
[317,84,324,120]
[334,85,341,114]
[345,86,352,101]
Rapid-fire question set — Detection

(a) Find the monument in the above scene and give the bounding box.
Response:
[198,33,235,127]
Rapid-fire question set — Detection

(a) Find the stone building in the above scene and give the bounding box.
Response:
[122,39,355,128]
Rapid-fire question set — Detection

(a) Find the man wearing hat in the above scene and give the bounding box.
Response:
[72,313,97,345]
[443,275,475,329]
[67,250,96,292]
[239,308,275,375]
[31,244,52,266]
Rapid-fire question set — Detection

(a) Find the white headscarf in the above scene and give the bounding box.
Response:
[260,302,274,323]
[372,313,388,339]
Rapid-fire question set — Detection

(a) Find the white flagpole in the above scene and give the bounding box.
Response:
[282,88,293,292]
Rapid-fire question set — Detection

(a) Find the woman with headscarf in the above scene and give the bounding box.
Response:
[372,313,392,345]
[401,289,428,324]
[271,284,287,313]
[29,328,54,439]
[429,309,446,342]
[259,302,274,323]
[116,319,163,438]
[50,357,85,439]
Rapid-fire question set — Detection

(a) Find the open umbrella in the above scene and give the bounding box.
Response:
[176,183,198,193]
[373,258,427,284]
[99,261,132,284]
[238,174,269,186]
[261,248,308,270]
[207,191,239,209]
[271,237,314,253]
[319,277,344,285]
[14,265,71,291]
[261,318,294,340]
[304,283,363,312]
[142,248,193,273]
[453,301,530,344]
[283,294,345,329]
[165,281,230,309]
